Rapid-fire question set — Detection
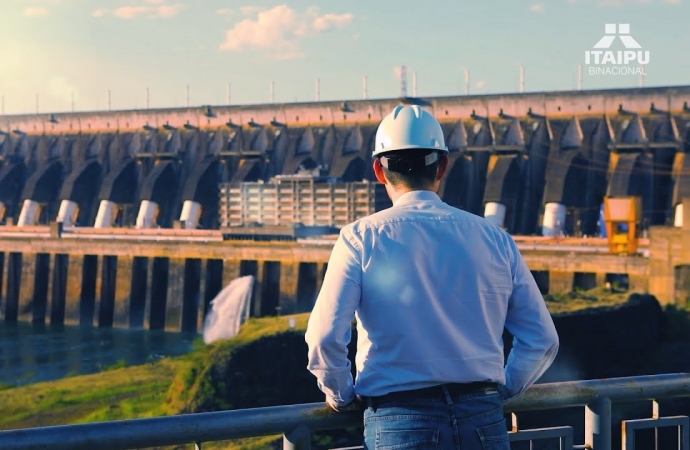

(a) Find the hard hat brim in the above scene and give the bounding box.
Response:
[372,145,449,158]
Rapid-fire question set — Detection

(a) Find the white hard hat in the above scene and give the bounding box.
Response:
[373,105,448,158]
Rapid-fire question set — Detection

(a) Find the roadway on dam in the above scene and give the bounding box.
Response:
[0,226,649,255]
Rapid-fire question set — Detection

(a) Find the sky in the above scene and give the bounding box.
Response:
[0,0,689,115]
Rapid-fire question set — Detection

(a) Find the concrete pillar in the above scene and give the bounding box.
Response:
[484,202,506,228]
[542,202,566,237]
[182,258,202,333]
[135,200,159,229]
[94,200,118,228]
[180,200,202,229]
[129,257,149,329]
[17,199,41,226]
[56,200,79,228]
[279,261,300,315]
[596,272,607,288]
[648,227,676,305]
[18,253,36,322]
[164,258,185,331]
[4,252,22,322]
[98,255,117,328]
[223,260,241,286]
[31,253,51,323]
[674,265,690,306]
[628,273,648,293]
[149,257,169,330]
[79,255,98,326]
[548,270,573,294]
[113,255,133,328]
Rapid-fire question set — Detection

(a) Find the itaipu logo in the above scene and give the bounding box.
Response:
[585,24,650,76]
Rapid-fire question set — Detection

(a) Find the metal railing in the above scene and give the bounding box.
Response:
[0,373,688,450]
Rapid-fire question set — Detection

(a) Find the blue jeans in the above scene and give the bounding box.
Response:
[363,387,509,449]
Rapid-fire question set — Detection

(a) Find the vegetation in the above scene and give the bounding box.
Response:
[543,286,633,314]
[0,359,180,431]
[165,314,310,414]
[0,314,310,449]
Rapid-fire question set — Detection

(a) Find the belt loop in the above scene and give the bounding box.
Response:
[441,384,453,405]
[366,396,377,412]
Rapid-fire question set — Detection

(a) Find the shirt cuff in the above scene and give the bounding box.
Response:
[320,381,356,407]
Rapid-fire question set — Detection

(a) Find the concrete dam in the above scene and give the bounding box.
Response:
[1,85,690,332]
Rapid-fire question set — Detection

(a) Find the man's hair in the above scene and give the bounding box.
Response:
[379,149,441,190]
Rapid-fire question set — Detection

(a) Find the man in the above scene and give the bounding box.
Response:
[305,105,559,449]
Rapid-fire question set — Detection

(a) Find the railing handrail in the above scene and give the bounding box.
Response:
[0,373,689,450]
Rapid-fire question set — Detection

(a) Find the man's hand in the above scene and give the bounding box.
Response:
[326,395,364,412]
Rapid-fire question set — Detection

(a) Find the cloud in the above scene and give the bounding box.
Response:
[216,8,234,16]
[312,12,353,31]
[219,5,354,57]
[23,7,49,17]
[93,2,183,19]
[529,3,545,12]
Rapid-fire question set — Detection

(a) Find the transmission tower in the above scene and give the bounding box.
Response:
[400,65,407,98]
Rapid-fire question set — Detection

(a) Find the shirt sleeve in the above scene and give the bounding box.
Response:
[305,228,362,407]
[501,235,559,401]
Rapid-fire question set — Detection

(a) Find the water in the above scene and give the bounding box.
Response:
[203,275,255,344]
[0,322,197,387]
[0,277,256,387]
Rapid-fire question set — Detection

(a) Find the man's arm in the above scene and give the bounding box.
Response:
[501,236,559,400]
[305,230,362,409]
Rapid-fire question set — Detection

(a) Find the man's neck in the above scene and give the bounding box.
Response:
[387,187,435,204]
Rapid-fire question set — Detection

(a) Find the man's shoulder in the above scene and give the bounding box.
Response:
[343,202,501,232]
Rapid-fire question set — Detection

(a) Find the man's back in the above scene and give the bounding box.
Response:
[343,190,523,397]
[306,105,557,449]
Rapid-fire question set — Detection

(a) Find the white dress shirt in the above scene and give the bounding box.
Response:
[305,190,559,407]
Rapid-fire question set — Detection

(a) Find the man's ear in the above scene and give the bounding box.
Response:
[373,158,387,184]
[436,154,449,181]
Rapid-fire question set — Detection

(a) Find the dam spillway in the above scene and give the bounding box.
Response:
[1,86,690,332]
[1,86,690,234]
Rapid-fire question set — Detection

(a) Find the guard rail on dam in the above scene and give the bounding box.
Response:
[2,86,690,237]
[0,374,688,450]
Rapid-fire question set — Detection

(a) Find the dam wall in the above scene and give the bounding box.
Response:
[2,87,690,332]
[1,86,690,235]
[0,225,674,333]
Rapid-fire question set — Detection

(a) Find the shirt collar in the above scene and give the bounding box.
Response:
[393,190,442,207]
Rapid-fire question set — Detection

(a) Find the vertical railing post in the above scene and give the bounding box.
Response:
[283,424,312,450]
[585,396,611,450]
